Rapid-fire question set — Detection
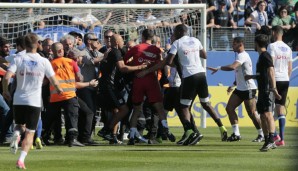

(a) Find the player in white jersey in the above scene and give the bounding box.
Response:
[137,24,228,145]
[267,25,293,146]
[208,37,264,142]
[2,33,63,169]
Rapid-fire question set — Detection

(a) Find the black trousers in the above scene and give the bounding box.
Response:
[43,97,79,140]
[77,97,94,142]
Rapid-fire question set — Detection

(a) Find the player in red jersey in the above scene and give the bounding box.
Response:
[124,29,175,145]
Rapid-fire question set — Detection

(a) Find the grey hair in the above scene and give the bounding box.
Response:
[60,34,75,44]
[84,33,96,45]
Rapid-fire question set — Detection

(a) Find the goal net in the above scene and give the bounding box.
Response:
[0,3,207,127]
[0,3,206,49]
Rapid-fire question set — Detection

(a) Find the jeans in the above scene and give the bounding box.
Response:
[219,35,230,51]
[0,94,12,141]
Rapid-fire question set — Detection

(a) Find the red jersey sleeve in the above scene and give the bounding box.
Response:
[71,60,80,73]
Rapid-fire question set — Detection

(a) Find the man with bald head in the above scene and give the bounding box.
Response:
[42,42,84,148]
[98,34,147,144]
[126,40,136,51]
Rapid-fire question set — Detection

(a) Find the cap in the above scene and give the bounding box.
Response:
[145,9,152,13]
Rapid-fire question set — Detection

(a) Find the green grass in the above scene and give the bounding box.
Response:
[0,127,297,171]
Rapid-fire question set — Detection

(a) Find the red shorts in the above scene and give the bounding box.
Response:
[132,76,163,104]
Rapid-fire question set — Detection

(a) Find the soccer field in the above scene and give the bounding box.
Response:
[0,127,297,171]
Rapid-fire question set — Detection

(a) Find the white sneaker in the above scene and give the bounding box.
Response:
[10,134,20,154]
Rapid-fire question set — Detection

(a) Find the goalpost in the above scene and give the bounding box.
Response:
[0,3,207,128]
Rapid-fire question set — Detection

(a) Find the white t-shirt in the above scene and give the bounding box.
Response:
[8,53,55,107]
[169,36,205,78]
[71,13,99,26]
[267,41,292,81]
[250,10,268,33]
[136,15,160,25]
[235,51,257,91]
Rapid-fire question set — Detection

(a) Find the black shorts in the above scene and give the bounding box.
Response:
[180,72,209,104]
[13,105,41,131]
[164,87,180,111]
[257,91,274,114]
[275,81,289,105]
[99,86,128,110]
[233,89,256,101]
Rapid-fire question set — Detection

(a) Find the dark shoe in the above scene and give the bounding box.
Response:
[54,137,65,145]
[98,128,113,141]
[183,132,203,146]
[97,128,108,138]
[109,135,123,145]
[177,129,193,145]
[259,142,277,152]
[227,133,241,142]
[176,134,186,145]
[252,135,264,142]
[127,138,135,145]
[43,137,51,146]
[68,139,85,147]
[188,132,204,145]
[221,131,228,141]
[162,127,176,142]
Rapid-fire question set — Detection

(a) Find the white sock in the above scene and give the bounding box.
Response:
[232,124,240,136]
[161,120,168,128]
[129,127,137,139]
[258,129,264,137]
[18,151,27,163]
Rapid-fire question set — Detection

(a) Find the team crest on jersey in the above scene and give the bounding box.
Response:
[279,46,288,52]
[24,60,38,70]
[183,40,195,46]
[138,58,144,63]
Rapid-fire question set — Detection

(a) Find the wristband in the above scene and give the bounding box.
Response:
[216,66,221,70]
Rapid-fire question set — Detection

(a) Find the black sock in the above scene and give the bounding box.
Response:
[269,133,275,143]
[264,135,269,143]
[190,116,199,133]
[183,121,192,131]
[215,118,223,127]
